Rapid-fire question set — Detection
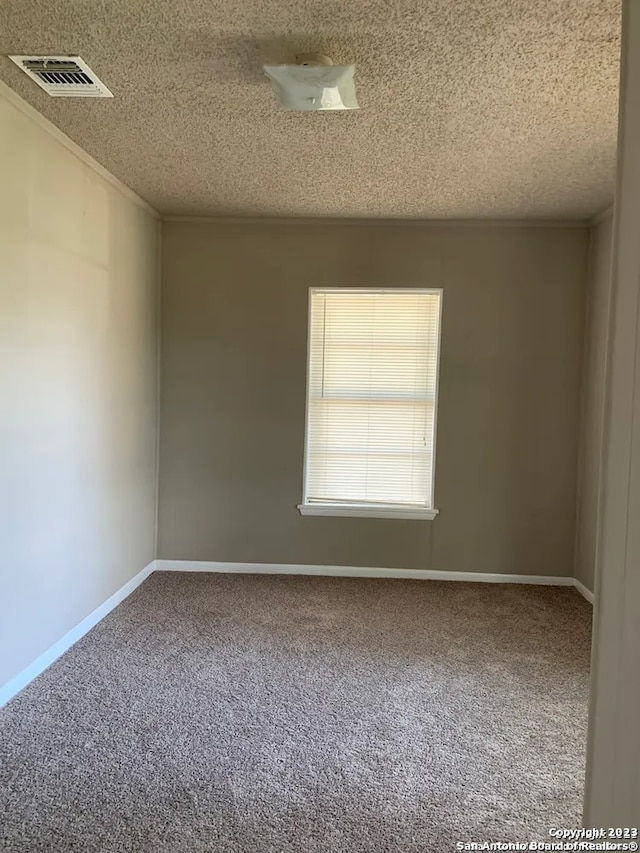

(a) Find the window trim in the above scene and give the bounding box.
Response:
[299,287,443,521]
[297,502,439,520]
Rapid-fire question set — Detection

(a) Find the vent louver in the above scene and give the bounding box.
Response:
[8,55,113,97]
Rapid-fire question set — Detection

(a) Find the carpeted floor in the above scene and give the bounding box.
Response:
[0,572,591,852]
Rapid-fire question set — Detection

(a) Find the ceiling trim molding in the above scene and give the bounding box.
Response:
[0,79,159,220]
[590,205,615,226]
[162,214,590,228]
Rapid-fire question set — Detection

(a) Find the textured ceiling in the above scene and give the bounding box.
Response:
[0,0,621,219]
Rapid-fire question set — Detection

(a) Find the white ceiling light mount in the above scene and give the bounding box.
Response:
[264,54,358,112]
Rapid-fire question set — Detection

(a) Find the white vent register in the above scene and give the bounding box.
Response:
[9,56,113,97]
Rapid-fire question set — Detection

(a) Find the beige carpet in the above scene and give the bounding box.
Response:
[0,572,591,852]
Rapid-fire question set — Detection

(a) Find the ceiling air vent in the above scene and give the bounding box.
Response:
[8,55,113,97]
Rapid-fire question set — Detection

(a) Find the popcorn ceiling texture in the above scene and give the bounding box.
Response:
[0,0,621,219]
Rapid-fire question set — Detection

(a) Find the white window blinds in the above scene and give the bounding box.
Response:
[300,288,442,518]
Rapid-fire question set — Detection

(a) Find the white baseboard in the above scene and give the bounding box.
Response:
[0,561,155,709]
[573,578,595,604]
[1,558,594,709]
[154,559,576,587]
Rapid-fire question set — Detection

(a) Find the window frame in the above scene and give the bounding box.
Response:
[298,287,443,521]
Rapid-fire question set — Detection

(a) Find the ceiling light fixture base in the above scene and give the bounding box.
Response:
[263,55,358,112]
[295,53,333,67]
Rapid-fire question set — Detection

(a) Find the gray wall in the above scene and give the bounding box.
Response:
[574,215,613,593]
[585,0,640,821]
[159,220,588,575]
[0,84,160,689]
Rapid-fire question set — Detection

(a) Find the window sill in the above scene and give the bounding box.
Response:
[297,503,439,520]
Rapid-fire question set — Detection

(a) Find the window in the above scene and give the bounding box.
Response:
[298,288,443,520]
